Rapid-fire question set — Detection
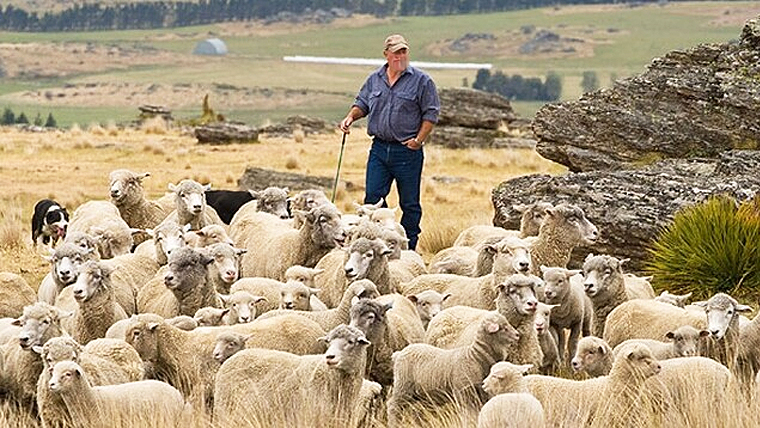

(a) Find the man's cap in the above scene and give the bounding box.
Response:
[384,34,409,52]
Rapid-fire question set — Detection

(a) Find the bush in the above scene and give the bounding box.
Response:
[645,195,760,301]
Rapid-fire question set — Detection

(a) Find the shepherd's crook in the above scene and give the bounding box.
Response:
[331,132,347,203]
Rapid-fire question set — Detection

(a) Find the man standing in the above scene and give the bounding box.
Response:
[339,34,440,252]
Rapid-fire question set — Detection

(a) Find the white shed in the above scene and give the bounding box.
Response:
[193,38,228,56]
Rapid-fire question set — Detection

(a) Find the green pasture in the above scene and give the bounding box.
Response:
[0,1,754,127]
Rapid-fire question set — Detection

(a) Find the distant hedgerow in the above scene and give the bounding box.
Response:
[645,195,760,301]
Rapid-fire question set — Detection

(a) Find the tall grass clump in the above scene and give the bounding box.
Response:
[645,195,760,301]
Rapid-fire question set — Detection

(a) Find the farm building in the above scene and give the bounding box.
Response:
[193,38,228,55]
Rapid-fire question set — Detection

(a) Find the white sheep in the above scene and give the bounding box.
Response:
[612,325,710,361]
[164,179,224,230]
[427,235,513,278]
[571,335,614,377]
[61,230,100,258]
[283,265,329,310]
[193,306,228,327]
[108,169,169,246]
[387,312,520,426]
[478,362,544,428]
[68,200,139,259]
[212,331,252,364]
[133,218,188,266]
[38,243,98,305]
[406,289,451,329]
[583,253,656,337]
[183,223,233,248]
[454,201,553,247]
[213,324,372,428]
[541,265,594,364]
[229,277,287,316]
[219,290,267,324]
[228,186,291,244]
[535,302,561,374]
[285,188,330,230]
[654,290,692,308]
[368,207,408,250]
[693,293,752,373]
[528,203,599,277]
[603,299,707,349]
[199,242,246,295]
[46,360,188,427]
[279,279,327,311]
[0,272,36,319]
[239,204,347,280]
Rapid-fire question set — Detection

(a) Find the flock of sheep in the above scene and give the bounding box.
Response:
[0,167,758,427]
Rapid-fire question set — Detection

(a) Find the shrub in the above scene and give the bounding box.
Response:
[645,195,760,301]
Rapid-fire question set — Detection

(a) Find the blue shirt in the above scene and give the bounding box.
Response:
[353,64,440,143]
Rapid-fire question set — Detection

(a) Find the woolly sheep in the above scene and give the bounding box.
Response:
[571,335,614,378]
[38,243,98,305]
[285,188,330,230]
[368,207,408,250]
[108,169,168,246]
[166,315,198,331]
[583,254,655,336]
[219,290,267,325]
[46,360,188,427]
[62,260,128,345]
[693,293,752,371]
[387,312,520,425]
[68,200,139,259]
[427,235,506,277]
[279,279,326,311]
[193,306,228,327]
[184,223,233,248]
[406,289,451,329]
[212,331,252,364]
[602,299,707,349]
[213,324,371,428]
[541,266,594,364]
[526,342,661,427]
[62,230,100,257]
[535,302,561,374]
[256,279,380,332]
[164,179,225,230]
[612,325,710,361]
[348,219,425,287]
[478,362,544,428]
[199,242,246,295]
[426,273,544,368]
[229,277,286,315]
[133,218,188,266]
[240,204,347,280]
[227,186,291,244]
[528,203,599,277]
[655,290,692,308]
[455,202,553,248]
[0,272,36,319]
[283,265,329,310]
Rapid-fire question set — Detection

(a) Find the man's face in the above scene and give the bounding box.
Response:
[384,48,409,73]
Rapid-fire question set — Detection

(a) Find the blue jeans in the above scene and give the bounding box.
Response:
[365,138,424,251]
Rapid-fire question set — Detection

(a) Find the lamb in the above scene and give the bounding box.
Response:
[286,188,331,230]
[0,272,36,318]
[279,278,327,311]
[229,277,287,315]
[183,223,233,248]
[406,289,451,329]
[193,306,228,327]
[612,325,710,361]
[108,169,169,246]
[67,200,139,259]
[387,312,520,426]
[228,186,292,245]
[368,207,408,250]
[535,302,561,375]
[137,246,221,318]
[528,203,599,277]
[693,293,751,371]
[348,219,425,285]
[571,335,614,377]
[62,260,128,345]
[583,254,656,337]
[212,331,252,364]
[541,266,594,364]
[45,360,188,427]
[239,203,347,280]
[654,290,692,308]
[425,273,544,369]
[164,179,224,230]
[213,324,372,428]
[38,243,98,305]
[133,218,188,266]
[200,242,246,294]
[428,245,479,276]
[526,342,661,428]
[478,362,544,428]
[256,279,380,332]
[219,290,267,324]
[454,202,554,248]
[602,299,707,349]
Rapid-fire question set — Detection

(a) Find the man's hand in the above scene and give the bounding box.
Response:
[338,116,353,134]
[403,137,424,150]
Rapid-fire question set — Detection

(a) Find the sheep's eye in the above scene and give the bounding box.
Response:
[132,330,140,338]
[232,304,238,309]
[227,343,235,349]
[727,310,734,316]
[43,319,50,325]
[421,302,428,307]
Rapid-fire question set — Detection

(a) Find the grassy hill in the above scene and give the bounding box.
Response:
[0,2,757,126]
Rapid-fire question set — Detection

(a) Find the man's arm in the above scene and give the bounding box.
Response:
[339,105,366,134]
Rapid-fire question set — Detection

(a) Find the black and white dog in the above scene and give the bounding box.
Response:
[32,199,69,248]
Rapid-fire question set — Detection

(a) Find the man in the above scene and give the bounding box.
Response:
[338,34,440,251]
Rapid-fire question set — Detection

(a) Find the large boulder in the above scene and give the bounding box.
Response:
[491,151,760,272]
[532,17,760,173]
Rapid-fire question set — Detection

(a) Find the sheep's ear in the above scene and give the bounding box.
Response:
[567,269,582,278]
[308,287,321,296]
[312,268,325,276]
[202,254,215,266]
[518,364,533,374]
[219,294,230,305]
[693,301,707,308]
[316,335,328,346]
[31,345,44,355]
[56,309,74,321]
[737,304,753,313]
[221,308,231,316]
[139,172,151,181]
[539,265,549,275]
[679,292,693,301]
[585,253,595,262]
[618,258,630,269]
[243,333,255,342]
[357,336,371,346]
[235,248,248,257]
[202,184,212,192]
[665,331,675,341]
[248,190,260,198]
[598,345,608,355]
[382,302,394,314]
[11,318,22,327]
[129,228,144,237]
[147,322,160,332]
[699,330,710,338]
[254,296,268,304]
[485,320,500,334]
[145,228,156,238]
[442,293,452,302]
[282,187,289,194]
[168,183,177,192]
[406,295,419,304]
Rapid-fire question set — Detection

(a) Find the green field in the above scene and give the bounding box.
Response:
[0,2,755,127]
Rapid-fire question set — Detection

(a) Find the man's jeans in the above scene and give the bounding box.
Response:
[365,138,424,251]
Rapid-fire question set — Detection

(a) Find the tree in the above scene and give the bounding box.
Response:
[544,71,562,101]
[45,112,57,128]
[581,70,599,93]
[2,107,14,125]
[472,68,491,91]
[33,112,43,126]
[16,112,29,124]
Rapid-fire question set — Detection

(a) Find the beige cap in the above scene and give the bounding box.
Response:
[384,34,409,52]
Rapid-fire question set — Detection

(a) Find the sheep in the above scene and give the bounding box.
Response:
[287,188,331,230]
[166,315,198,331]
[213,324,371,428]
[425,273,544,368]
[535,302,561,375]
[478,362,544,428]
[602,299,707,349]
[583,254,656,336]
[541,266,594,364]
[456,202,554,249]
[256,279,380,332]
[38,243,98,305]
[62,230,100,257]
[693,293,752,372]
[654,290,692,308]
[62,260,128,345]
[46,360,188,427]
[183,223,233,248]
[428,245,479,275]
[526,342,661,428]
[348,219,425,286]
[0,302,70,406]
[387,312,520,426]
[212,331,252,364]
[368,207,408,250]
[164,178,224,230]
[228,186,292,245]
[35,336,144,428]
[0,272,36,319]
[571,335,614,378]
[68,200,139,259]
[406,289,451,329]
[229,277,286,315]
[133,218,188,266]
[528,203,599,277]
[199,242,246,295]
[219,290,267,325]
[612,325,710,361]
[352,198,384,217]
[193,306,228,327]
[136,246,221,318]
[108,169,169,246]
[314,237,394,308]
[239,203,347,280]
[279,279,327,311]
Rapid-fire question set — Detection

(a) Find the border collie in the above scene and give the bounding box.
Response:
[32,199,69,248]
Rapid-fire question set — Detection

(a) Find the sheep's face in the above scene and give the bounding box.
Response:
[516,202,553,237]
[284,267,323,289]
[126,320,161,362]
[109,171,147,206]
[194,308,227,327]
[71,261,109,302]
[616,343,661,380]
[206,243,243,285]
[290,190,329,212]
[409,291,450,324]
[91,227,133,259]
[534,303,556,335]
[349,301,391,341]
[571,338,611,377]
[49,361,82,393]
[308,205,347,249]
[15,305,65,350]
[190,225,234,248]
[497,275,539,316]
[152,224,187,265]
[544,204,599,245]
[225,292,261,324]
[50,243,94,286]
[666,326,709,357]
[323,325,370,373]
[477,314,521,353]
[171,181,206,215]
[482,361,532,397]
[582,255,621,297]
[493,240,531,275]
[654,291,691,308]
[280,281,313,311]
[698,294,751,340]
[344,247,374,281]
[164,247,213,293]
[213,335,246,364]
[541,267,577,303]
[256,188,290,219]
[41,338,81,375]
